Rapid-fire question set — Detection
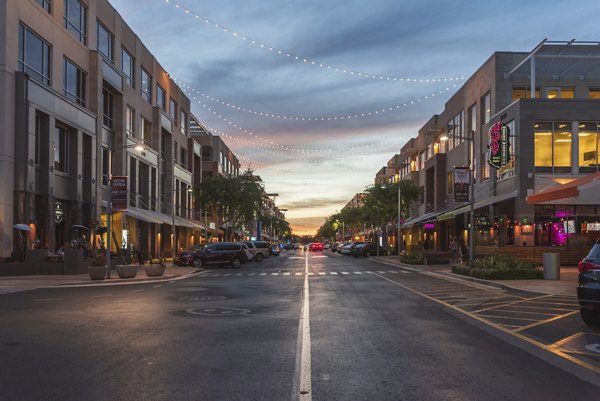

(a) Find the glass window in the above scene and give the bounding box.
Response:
[18,23,51,85]
[447,171,453,194]
[175,142,179,163]
[64,0,87,44]
[512,87,540,101]
[156,85,166,110]
[126,106,134,137]
[579,122,599,167]
[468,103,476,133]
[102,88,113,128]
[546,87,574,99]
[54,126,69,173]
[140,68,151,103]
[589,89,600,99]
[35,113,42,165]
[180,147,186,168]
[96,21,113,61]
[141,117,151,145]
[180,110,187,134]
[36,0,52,13]
[63,57,86,106]
[554,122,572,166]
[481,92,491,125]
[534,122,553,167]
[102,147,109,185]
[482,151,490,180]
[419,150,425,170]
[121,48,134,87]
[169,98,177,124]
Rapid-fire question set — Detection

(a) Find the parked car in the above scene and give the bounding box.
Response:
[271,245,281,256]
[241,243,253,262]
[324,243,331,249]
[174,245,204,266]
[339,243,353,255]
[189,242,248,268]
[309,243,323,251]
[577,240,600,326]
[351,242,375,257]
[330,243,340,252]
[244,241,271,262]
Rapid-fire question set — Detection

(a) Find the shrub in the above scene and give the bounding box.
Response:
[89,254,106,266]
[452,254,542,280]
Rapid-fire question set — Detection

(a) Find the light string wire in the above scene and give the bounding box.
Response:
[193,84,458,155]
[175,77,455,122]
[163,0,465,83]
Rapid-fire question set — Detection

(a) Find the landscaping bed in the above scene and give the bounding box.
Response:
[451,255,543,280]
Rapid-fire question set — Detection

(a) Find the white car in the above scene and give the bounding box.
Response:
[340,243,353,255]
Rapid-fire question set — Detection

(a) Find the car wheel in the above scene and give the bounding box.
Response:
[231,257,241,269]
[255,253,263,262]
[193,258,203,268]
[580,308,600,326]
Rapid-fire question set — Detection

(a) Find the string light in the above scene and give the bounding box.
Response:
[193,84,457,156]
[175,77,457,123]
[163,0,465,83]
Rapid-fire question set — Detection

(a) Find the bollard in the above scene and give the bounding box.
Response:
[543,253,560,280]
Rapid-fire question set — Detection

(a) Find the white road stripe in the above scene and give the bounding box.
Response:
[341,272,349,275]
[292,248,312,401]
[284,272,291,276]
[236,273,243,276]
[318,272,326,275]
[259,273,267,276]
[308,272,314,276]
[354,272,363,275]
[330,272,338,275]
[153,284,162,288]
[248,273,257,276]
[272,273,280,276]
[295,272,303,276]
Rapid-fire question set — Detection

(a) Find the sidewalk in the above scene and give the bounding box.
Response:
[371,255,578,296]
[0,263,200,289]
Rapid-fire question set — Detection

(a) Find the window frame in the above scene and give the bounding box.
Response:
[54,125,69,173]
[18,23,52,85]
[140,67,152,103]
[96,20,114,62]
[64,0,87,44]
[63,57,86,107]
[121,47,134,88]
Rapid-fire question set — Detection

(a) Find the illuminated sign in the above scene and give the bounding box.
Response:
[111,176,128,212]
[587,222,600,231]
[488,122,511,169]
[54,201,64,223]
[453,167,470,202]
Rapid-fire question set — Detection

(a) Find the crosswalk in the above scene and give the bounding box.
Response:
[201,270,411,278]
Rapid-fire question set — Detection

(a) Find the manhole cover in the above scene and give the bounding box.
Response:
[186,307,251,317]
[174,287,208,292]
[178,295,227,302]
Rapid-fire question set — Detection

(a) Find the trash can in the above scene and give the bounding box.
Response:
[543,253,560,280]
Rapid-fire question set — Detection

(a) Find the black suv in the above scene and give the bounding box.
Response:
[577,240,600,326]
[191,242,248,268]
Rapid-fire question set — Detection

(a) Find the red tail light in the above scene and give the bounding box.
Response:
[578,261,600,272]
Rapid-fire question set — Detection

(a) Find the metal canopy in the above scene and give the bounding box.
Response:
[505,40,600,92]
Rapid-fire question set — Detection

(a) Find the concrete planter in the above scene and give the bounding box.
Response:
[116,264,139,279]
[144,263,166,277]
[88,266,107,280]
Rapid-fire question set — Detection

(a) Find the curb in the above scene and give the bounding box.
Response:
[47,268,204,288]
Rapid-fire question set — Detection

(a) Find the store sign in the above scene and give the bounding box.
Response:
[453,167,470,202]
[54,201,65,224]
[521,224,534,235]
[587,222,600,231]
[111,176,128,212]
[488,122,511,169]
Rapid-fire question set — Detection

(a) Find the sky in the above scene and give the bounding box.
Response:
[109,0,600,235]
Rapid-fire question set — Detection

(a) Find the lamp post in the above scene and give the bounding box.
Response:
[440,130,475,264]
[397,162,406,260]
[105,141,144,278]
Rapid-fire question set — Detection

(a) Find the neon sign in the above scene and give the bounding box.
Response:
[488,122,511,169]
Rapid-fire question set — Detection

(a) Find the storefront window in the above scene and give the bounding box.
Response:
[512,87,540,100]
[534,121,572,171]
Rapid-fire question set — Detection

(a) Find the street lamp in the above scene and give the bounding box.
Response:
[440,130,475,264]
[105,140,144,278]
[397,161,407,260]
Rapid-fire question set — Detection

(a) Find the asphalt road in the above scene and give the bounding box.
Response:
[0,250,598,401]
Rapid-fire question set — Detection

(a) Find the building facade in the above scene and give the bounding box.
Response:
[0,0,208,260]
[395,41,600,262]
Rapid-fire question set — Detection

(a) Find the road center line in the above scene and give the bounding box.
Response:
[292,250,312,401]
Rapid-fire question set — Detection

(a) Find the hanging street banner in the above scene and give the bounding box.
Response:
[454,167,470,202]
[488,121,511,169]
[111,176,128,212]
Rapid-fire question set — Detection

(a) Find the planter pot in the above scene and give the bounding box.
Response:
[88,265,107,280]
[144,263,166,277]
[116,264,139,279]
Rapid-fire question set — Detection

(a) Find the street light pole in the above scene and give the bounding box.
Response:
[397,162,404,260]
[105,141,144,278]
[440,131,475,265]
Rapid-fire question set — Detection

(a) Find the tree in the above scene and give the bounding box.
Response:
[196,170,264,241]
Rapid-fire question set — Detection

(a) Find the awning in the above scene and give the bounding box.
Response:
[526,172,600,204]
[174,216,205,230]
[403,211,439,228]
[126,207,173,225]
[437,190,519,221]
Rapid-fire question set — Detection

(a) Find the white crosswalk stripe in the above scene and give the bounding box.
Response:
[196,270,403,278]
